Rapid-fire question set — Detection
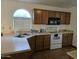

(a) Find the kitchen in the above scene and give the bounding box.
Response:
[1,0,77,59]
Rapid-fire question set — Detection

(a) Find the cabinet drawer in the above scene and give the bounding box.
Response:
[51,39,62,44]
[50,44,62,49]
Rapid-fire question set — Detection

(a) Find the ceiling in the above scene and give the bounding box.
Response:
[16,0,77,8]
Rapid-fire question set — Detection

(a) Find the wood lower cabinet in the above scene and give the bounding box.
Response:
[35,35,50,51]
[62,33,73,47]
[35,35,44,51]
[28,36,36,52]
[43,35,50,49]
[28,35,50,52]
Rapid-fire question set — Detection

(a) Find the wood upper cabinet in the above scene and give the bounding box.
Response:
[60,12,66,24]
[56,11,61,18]
[62,33,73,47]
[42,10,48,24]
[34,8,71,24]
[48,11,56,17]
[55,11,71,24]
[34,9,42,24]
[34,9,48,24]
[65,12,71,24]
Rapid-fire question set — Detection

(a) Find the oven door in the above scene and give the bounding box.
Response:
[51,33,62,44]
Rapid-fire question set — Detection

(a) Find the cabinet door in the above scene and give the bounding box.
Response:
[67,33,73,46]
[62,33,68,47]
[65,12,71,24]
[42,10,48,24]
[34,9,42,24]
[56,11,61,18]
[35,35,43,51]
[48,11,56,17]
[62,33,73,47]
[28,36,36,52]
[43,35,50,49]
[60,12,66,24]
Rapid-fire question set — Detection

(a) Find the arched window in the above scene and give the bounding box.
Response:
[13,9,31,19]
[13,9,32,32]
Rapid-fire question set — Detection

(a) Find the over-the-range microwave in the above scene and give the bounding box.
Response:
[48,17,61,25]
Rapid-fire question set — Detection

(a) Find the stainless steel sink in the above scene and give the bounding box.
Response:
[15,33,31,38]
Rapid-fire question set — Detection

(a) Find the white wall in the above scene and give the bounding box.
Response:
[1,0,71,33]
[68,7,77,47]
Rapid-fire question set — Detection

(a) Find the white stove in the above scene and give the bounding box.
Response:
[50,33,62,49]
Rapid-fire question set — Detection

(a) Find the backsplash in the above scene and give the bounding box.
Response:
[1,24,72,34]
[32,24,71,32]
